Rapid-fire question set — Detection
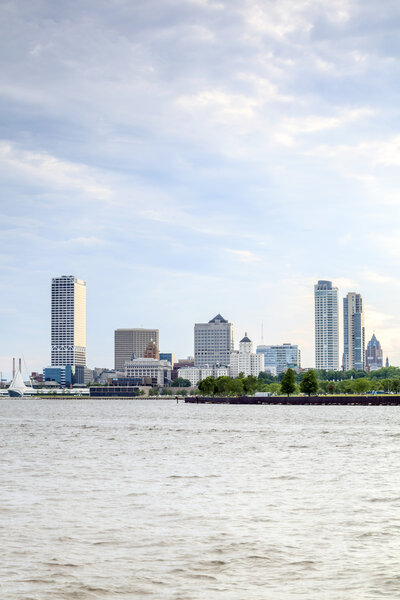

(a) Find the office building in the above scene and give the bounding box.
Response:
[177,366,230,387]
[314,280,339,370]
[256,343,300,375]
[230,334,264,378]
[172,358,195,380]
[194,314,234,367]
[366,334,383,371]
[114,328,159,370]
[343,292,365,371]
[160,353,175,365]
[125,357,171,387]
[51,275,86,366]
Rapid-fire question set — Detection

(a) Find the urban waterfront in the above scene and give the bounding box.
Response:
[2,399,400,599]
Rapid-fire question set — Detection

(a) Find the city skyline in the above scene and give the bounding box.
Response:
[0,272,392,379]
[2,1,400,376]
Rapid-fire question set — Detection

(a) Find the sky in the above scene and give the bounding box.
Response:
[1,0,400,377]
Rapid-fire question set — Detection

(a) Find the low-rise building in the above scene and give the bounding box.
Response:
[256,343,300,375]
[177,366,229,387]
[125,358,172,387]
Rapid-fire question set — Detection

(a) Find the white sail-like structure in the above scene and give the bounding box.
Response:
[8,370,34,397]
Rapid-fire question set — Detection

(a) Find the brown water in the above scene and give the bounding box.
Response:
[1,399,400,599]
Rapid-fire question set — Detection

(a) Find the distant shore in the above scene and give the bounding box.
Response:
[185,395,400,405]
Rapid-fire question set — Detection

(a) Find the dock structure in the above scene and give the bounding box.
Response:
[185,395,400,406]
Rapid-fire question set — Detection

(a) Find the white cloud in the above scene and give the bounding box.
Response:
[0,141,112,200]
[225,249,260,262]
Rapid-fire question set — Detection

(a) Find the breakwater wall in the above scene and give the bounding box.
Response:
[185,395,400,405]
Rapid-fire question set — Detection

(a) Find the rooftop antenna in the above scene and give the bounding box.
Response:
[261,321,264,344]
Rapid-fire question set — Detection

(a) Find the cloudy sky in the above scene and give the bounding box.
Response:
[1,0,400,376]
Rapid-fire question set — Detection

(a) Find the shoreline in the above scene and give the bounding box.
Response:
[185,395,400,405]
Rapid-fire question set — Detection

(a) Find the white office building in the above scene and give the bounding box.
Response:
[194,314,234,367]
[51,275,86,366]
[314,280,339,370]
[230,334,264,378]
[256,343,300,375]
[125,358,171,386]
[177,366,229,387]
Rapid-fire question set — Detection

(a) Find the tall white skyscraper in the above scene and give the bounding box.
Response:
[314,280,339,370]
[51,275,86,366]
[343,292,365,371]
[194,314,234,367]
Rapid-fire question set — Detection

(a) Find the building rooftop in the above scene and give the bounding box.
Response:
[208,314,228,324]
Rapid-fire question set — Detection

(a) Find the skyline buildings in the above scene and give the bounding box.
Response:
[366,334,383,371]
[343,292,365,371]
[51,275,86,367]
[114,328,159,371]
[314,280,339,371]
[256,343,301,375]
[194,314,234,368]
[6,273,394,383]
[230,334,264,378]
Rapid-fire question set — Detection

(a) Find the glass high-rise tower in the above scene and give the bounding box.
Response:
[51,275,86,366]
[314,280,339,370]
[343,292,365,371]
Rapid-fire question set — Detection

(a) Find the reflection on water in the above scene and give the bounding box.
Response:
[1,399,400,599]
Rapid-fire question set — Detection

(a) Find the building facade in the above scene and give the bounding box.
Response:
[114,328,159,370]
[230,334,264,378]
[177,366,230,387]
[51,275,86,367]
[160,353,175,365]
[365,334,383,371]
[343,292,365,371]
[256,343,300,375]
[194,314,234,367]
[44,365,74,387]
[125,358,171,387]
[314,280,339,370]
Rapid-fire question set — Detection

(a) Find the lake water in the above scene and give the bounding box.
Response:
[1,399,400,599]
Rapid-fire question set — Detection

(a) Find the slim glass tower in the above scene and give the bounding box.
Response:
[51,275,86,366]
[343,292,365,371]
[314,280,339,370]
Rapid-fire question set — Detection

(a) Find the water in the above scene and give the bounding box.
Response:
[1,399,400,599]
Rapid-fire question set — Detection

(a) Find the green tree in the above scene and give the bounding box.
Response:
[266,383,281,395]
[353,378,370,394]
[171,377,191,387]
[215,376,231,395]
[243,375,258,395]
[198,376,216,396]
[280,368,296,396]
[229,378,244,396]
[300,370,318,396]
[258,371,276,384]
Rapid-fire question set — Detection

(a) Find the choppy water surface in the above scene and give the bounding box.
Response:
[1,400,400,599]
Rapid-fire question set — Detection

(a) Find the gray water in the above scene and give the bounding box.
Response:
[1,400,400,599]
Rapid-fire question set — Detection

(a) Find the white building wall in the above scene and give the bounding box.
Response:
[125,358,171,386]
[194,314,234,367]
[177,366,230,386]
[314,280,339,370]
[230,350,264,378]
